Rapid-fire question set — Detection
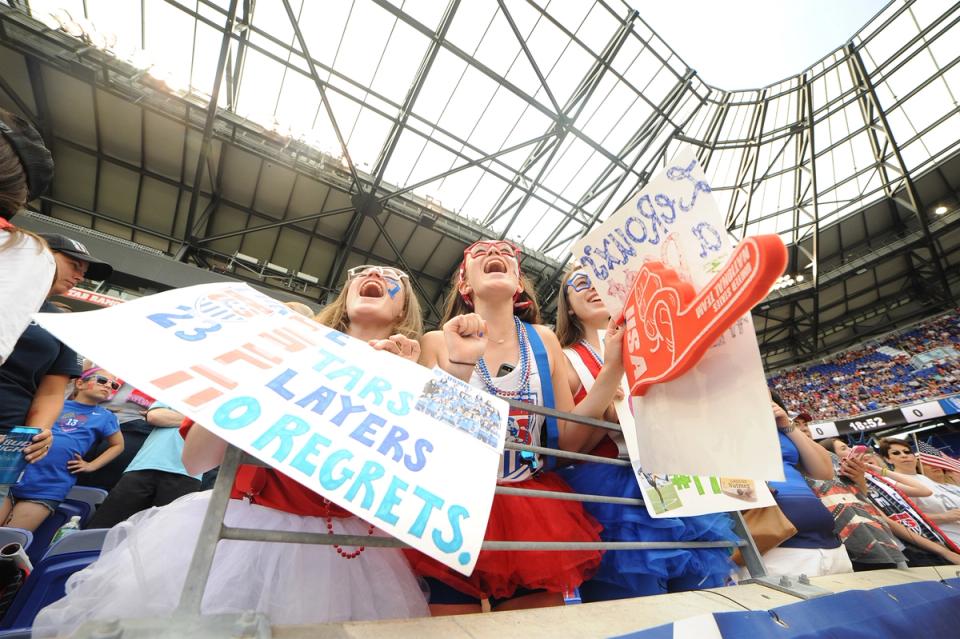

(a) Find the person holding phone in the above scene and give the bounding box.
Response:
[808,438,906,571]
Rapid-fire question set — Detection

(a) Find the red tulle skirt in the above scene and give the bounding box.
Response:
[405,471,602,600]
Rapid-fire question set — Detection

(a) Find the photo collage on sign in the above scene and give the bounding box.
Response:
[415,369,500,448]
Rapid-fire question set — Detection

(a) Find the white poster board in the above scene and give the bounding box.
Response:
[36,283,507,575]
[572,151,783,480]
[597,334,775,517]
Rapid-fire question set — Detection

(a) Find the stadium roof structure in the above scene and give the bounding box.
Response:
[1,0,959,368]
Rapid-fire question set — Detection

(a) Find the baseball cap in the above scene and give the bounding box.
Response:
[794,411,813,422]
[0,111,54,216]
[39,233,113,280]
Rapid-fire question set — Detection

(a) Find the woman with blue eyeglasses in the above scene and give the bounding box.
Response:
[555,265,737,600]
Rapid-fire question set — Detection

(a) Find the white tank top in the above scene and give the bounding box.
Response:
[470,331,545,483]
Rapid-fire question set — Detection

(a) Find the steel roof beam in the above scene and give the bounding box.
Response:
[178,0,239,262]
[846,42,955,308]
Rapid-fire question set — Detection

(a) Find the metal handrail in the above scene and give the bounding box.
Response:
[174,398,768,619]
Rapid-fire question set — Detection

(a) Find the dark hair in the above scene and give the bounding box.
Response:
[0,109,29,220]
[878,437,912,459]
[770,391,787,412]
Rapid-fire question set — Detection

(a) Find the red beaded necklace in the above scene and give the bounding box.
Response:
[322,498,375,559]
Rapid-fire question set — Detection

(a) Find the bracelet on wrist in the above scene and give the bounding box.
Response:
[778,424,795,434]
[448,358,477,367]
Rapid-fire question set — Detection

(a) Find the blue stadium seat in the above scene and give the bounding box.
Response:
[64,486,108,514]
[0,531,31,557]
[41,529,107,561]
[27,501,89,566]
[0,529,107,631]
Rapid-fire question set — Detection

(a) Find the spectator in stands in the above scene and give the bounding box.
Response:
[408,241,620,614]
[914,444,960,487]
[0,369,122,531]
[880,438,960,547]
[761,392,852,576]
[821,438,960,567]
[33,265,430,635]
[0,108,56,364]
[77,366,158,492]
[85,402,200,529]
[849,440,960,565]
[0,233,111,466]
[792,412,812,437]
[808,438,906,570]
[555,265,736,600]
[769,313,960,420]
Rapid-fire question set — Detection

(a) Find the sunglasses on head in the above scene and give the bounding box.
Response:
[566,272,593,293]
[83,375,120,390]
[463,240,521,261]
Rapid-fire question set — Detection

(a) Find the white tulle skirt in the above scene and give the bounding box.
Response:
[32,491,429,637]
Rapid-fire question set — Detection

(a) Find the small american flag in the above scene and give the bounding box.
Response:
[917,441,960,473]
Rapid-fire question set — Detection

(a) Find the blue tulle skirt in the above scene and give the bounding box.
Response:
[559,462,736,599]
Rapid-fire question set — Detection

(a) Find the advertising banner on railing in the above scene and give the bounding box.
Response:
[36,283,508,576]
[571,151,783,480]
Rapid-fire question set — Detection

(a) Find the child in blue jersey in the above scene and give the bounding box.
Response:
[0,369,124,531]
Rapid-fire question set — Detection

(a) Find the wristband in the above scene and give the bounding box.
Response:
[448,358,477,367]
[778,424,795,434]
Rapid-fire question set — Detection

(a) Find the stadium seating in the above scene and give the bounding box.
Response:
[0,529,107,631]
[769,313,960,419]
[64,487,108,514]
[26,501,90,567]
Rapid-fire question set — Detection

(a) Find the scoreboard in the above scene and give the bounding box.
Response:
[808,398,955,439]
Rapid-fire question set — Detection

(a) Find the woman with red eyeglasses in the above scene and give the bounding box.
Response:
[409,240,625,614]
[0,369,124,532]
[34,266,430,636]
[554,265,737,600]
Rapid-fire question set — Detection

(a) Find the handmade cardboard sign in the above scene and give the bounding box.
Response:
[587,334,775,517]
[571,151,784,480]
[35,283,508,575]
[620,235,787,395]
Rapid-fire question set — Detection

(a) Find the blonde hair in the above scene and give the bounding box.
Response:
[441,267,541,325]
[555,263,587,348]
[284,301,314,318]
[315,272,423,339]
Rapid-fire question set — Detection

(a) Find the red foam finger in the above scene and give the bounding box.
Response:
[620,235,787,396]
